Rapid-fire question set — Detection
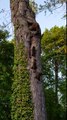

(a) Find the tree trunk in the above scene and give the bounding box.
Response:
[10,0,46,120]
[55,59,58,104]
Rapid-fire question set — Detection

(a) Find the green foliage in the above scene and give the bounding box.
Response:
[11,41,33,120]
[44,87,66,120]
[0,29,9,41]
[0,30,14,120]
[41,26,66,88]
[42,26,65,56]
[41,26,66,120]
[0,26,66,120]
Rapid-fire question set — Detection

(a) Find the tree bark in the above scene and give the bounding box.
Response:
[55,59,58,104]
[10,0,46,120]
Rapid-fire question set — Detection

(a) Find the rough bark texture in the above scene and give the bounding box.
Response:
[10,0,46,120]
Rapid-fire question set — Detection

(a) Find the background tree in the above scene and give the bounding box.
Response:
[0,29,14,120]
[41,26,66,120]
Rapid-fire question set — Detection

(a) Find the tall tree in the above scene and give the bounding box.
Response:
[10,0,46,120]
[41,26,66,120]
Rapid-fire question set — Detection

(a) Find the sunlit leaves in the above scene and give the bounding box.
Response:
[41,26,66,120]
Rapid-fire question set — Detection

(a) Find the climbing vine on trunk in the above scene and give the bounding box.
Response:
[11,41,33,120]
[10,0,46,120]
